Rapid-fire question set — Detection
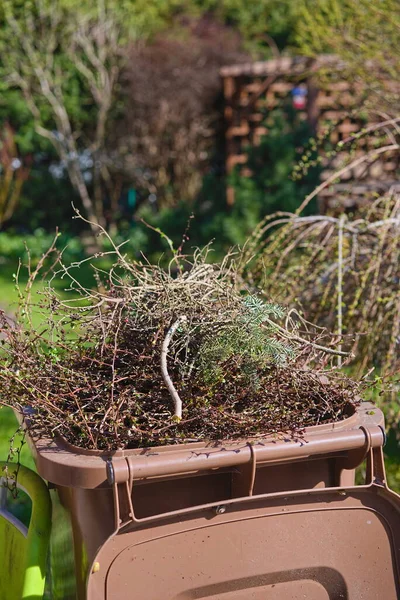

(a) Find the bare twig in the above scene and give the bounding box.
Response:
[161,316,187,419]
[337,215,345,366]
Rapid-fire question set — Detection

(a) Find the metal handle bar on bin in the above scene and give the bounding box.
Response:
[105,424,386,532]
[32,419,384,489]
[110,425,385,483]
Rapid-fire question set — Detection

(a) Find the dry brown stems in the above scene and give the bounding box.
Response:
[0,218,361,450]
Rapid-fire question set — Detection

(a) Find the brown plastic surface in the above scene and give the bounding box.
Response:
[25,402,400,599]
[28,402,384,489]
[91,477,400,599]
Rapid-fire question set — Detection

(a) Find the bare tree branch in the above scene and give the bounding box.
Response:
[3,0,124,234]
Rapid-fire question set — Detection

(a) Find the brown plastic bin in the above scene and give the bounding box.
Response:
[26,401,400,599]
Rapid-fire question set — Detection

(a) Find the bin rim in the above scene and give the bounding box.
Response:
[19,401,385,489]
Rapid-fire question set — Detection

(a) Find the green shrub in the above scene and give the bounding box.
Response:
[0,230,84,266]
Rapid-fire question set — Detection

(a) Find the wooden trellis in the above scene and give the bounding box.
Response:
[220,55,400,210]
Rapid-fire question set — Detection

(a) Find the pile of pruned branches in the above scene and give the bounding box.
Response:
[0,226,361,450]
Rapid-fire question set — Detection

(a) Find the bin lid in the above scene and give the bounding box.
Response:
[90,481,400,599]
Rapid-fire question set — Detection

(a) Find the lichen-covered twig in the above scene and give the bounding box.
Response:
[161,316,187,419]
[337,214,345,366]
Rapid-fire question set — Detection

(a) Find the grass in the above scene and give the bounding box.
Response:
[0,254,114,332]
[0,407,35,470]
[384,430,400,492]
[0,260,82,312]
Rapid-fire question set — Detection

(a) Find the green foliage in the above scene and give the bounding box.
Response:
[0,2,91,128]
[296,0,400,114]
[127,108,320,261]
[297,0,399,62]
[0,91,44,156]
[0,230,83,266]
[61,0,195,41]
[199,173,263,250]
[195,0,301,52]
[11,164,79,232]
[229,108,319,226]
[199,295,294,386]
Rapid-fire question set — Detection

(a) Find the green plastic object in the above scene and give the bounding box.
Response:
[0,461,51,599]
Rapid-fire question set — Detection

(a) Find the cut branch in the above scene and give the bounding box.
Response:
[161,316,187,419]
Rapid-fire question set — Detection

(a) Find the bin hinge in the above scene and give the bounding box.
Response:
[231,442,257,498]
[106,457,136,532]
[365,445,387,487]
[337,424,385,472]
[359,426,386,487]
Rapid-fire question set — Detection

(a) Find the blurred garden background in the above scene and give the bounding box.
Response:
[0,0,399,489]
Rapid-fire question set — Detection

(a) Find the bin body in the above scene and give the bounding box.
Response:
[26,402,400,599]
